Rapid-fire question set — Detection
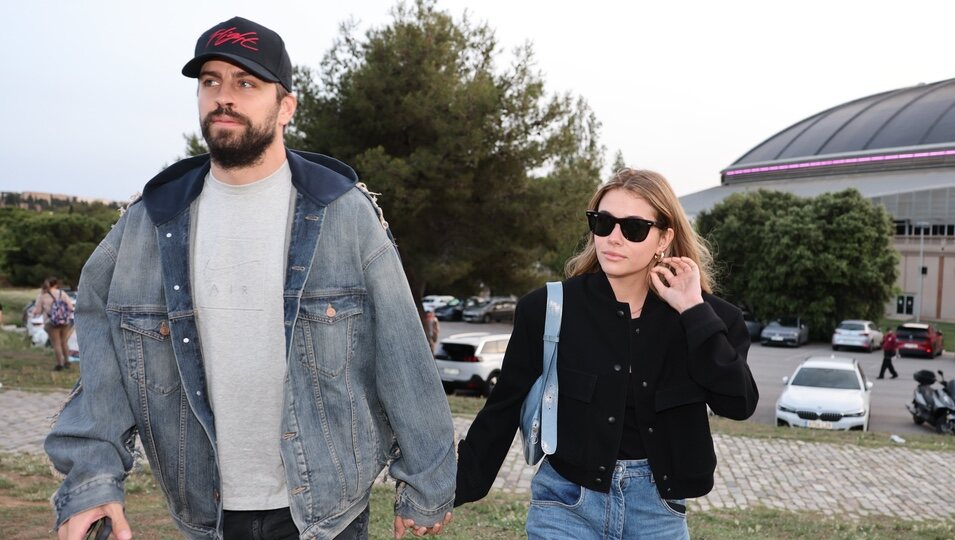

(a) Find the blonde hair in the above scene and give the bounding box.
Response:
[564,168,715,293]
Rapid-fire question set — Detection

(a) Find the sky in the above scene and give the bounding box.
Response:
[4,0,955,202]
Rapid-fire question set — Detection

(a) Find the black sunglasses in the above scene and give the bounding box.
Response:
[586,211,666,243]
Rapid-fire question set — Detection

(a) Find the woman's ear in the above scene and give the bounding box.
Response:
[658,227,675,255]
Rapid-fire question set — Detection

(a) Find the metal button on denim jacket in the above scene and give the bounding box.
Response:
[45,151,457,539]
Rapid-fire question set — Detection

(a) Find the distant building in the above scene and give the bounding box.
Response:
[681,78,955,322]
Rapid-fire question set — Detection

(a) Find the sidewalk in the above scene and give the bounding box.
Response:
[3,389,953,521]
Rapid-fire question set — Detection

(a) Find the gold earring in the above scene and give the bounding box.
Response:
[653,252,662,262]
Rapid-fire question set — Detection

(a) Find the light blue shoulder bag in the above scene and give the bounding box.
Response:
[519,281,563,465]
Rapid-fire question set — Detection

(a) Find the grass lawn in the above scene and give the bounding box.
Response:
[0,288,39,329]
[0,330,77,390]
[2,453,954,539]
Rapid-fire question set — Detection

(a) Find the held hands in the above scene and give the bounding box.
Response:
[58,502,131,540]
[649,257,705,314]
[394,512,452,538]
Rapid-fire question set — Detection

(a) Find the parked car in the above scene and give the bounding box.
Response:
[434,332,510,396]
[776,356,873,431]
[831,320,883,352]
[760,316,810,347]
[742,311,763,341]
[421,295,455,312]
[463,298,516,323]
[896,323,944,358]
[434,297,480,321]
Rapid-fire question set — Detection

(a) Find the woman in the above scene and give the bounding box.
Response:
[32,277,75,371]
[455,169,759,539]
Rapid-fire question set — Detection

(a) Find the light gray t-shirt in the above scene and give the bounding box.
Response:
[193,161,292,510]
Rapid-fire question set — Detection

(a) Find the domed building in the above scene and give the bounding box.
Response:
[681,77,955,321]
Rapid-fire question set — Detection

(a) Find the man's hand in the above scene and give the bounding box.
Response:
[58,502,131,540]
[393,512,452,538]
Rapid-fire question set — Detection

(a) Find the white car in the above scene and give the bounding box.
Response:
[422,295,456,312]
[434,332,510,396]
[832,320,883,352]
[776,356,873,431]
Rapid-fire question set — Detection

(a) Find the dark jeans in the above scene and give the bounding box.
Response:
[879,354,898,378]
[223,505,369,540]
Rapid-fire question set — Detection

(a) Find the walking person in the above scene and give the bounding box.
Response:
[425,310,441,352]
[32,277,74,371]
[878,328,899,379]
[454,168,759,539]
[45,16,454,540]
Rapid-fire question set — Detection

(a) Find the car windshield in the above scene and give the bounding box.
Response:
[470,301,490,309]
[791,367,860,390]
[774,317,799,327]
[838,323,864,331]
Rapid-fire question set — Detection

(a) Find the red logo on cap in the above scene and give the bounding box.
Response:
[207,27,259,51]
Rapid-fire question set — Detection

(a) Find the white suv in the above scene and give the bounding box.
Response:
[434,332,510,396]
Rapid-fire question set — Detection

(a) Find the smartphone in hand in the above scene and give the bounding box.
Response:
[85,517,112,540]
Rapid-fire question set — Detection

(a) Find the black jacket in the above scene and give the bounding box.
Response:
[455,271,758,504]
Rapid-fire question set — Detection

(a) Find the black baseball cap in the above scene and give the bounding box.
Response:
[182,16,292,91]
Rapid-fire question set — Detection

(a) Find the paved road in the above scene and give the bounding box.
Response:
[441,321,955,436]
[2,387,954,522]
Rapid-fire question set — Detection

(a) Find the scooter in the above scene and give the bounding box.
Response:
[907,369,955,434]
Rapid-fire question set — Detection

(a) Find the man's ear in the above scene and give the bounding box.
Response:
[279,92,297,127]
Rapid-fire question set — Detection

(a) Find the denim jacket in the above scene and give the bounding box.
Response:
[45,150,456,539]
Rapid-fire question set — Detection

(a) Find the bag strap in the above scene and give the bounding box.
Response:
[540,281,563,455]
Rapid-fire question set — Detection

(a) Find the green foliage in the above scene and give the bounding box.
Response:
[288,0,602,298]
[182,132,208,158]
[611,149,626,172]
[2,211,115,288]
[696,189,898,339]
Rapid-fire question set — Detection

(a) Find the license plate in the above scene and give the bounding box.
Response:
[442,367,460,376]
[904,343,918,349]
[807,419,833,429]
[771,336,784,341]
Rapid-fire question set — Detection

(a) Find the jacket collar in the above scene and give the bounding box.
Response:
[584,270,667,318]
[141,148,358,225]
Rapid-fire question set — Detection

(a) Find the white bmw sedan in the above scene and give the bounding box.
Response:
[776,356,873,431]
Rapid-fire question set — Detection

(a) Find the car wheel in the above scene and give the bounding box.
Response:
[913,414,924,426]
[482,372,499,397]
[832,345,839,351]
[483,314,491,323]
[442,382,454,395]
[865,341,872,353]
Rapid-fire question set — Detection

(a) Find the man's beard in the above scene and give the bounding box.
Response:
[201,105,278,169]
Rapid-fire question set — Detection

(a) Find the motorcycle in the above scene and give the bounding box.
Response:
[906,369,955,434]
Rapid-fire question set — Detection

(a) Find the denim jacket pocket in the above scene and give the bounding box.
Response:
[297,291,365,378]
[121,312,181,395]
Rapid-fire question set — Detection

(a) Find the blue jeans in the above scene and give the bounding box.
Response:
[526,459,689,540]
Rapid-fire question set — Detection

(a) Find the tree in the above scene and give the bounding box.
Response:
[2,212,114,287]
[696,189,898,339]
[611,149,626,172]
[288,0,602,303]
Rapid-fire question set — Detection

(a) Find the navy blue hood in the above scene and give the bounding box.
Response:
[142,149,359,225]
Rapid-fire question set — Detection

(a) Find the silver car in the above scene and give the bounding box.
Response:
[761,316,810,347]
[831,320,883,352]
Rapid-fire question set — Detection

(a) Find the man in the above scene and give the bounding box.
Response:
[45,16,455,540]
[878,327,899,379]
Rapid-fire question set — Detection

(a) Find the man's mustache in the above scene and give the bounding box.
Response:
[203,107,251,126]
